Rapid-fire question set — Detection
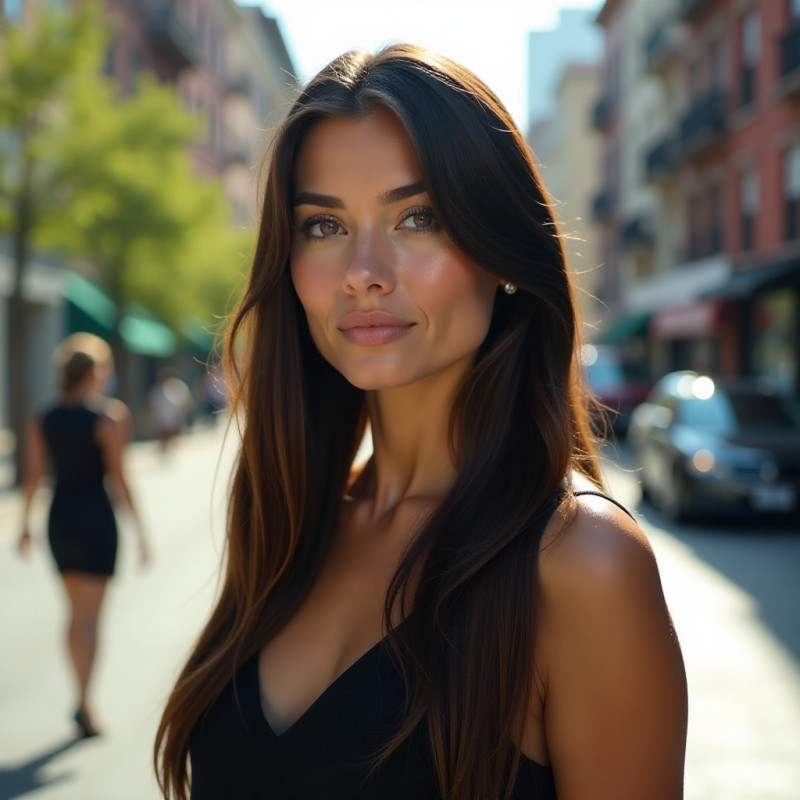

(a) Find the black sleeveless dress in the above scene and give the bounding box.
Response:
[188,489,633,798]
[41,403,117,576]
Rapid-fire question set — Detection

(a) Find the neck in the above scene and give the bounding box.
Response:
[362,362,468,520]
[62,384,95,406]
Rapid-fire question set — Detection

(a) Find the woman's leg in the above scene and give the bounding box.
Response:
[60,571,109,728]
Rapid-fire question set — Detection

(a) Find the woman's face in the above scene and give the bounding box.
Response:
[290,110,500,392]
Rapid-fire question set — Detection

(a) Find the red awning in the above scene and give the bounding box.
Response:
[651,300,723,340]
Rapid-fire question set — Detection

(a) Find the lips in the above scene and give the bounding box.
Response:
[338,310,415,346]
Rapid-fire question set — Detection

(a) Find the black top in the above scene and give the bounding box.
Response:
[41,403,107,492]
[188,488,633,799]
[189,639,558,800]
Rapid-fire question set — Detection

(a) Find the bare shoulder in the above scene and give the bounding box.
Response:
[539,481,656,596]
[102,397,131,425]
[532,479,687,799]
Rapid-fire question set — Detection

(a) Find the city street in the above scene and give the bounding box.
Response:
[0,425,798,800]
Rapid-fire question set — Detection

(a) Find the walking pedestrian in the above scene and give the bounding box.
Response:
[18,332,151,738]
[156,45,687,800]
[148,368,194,453]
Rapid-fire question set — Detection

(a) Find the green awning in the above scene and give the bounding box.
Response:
[120,304,177,357]
[595,312,651,345]
[65,274,177,357]
[65,273,117,337]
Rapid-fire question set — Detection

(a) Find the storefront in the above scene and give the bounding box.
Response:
[649,300,732,376]
[750,289,798,394]
[701,256,800,395]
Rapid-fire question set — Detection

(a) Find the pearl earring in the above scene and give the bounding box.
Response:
[503,282,518,295]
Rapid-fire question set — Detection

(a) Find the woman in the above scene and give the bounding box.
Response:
[156,46,687,799]
[19,332,150,738]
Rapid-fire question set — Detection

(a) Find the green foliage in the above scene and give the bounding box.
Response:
[0,2,252,338]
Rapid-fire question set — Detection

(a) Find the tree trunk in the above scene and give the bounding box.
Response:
[8,182,33,486]
[106,262,135,411]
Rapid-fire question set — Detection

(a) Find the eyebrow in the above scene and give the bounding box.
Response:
[292,181,426,209]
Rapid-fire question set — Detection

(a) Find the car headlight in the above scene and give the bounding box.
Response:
[688,449,731,478]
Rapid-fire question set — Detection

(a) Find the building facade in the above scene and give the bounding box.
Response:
[594,0,800,395]
[0,0,297,465]
[529,64,604,335]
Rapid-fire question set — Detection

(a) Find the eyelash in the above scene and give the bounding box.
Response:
[399,206,439,233]
[295,214,342,240]
[294,206,439,240]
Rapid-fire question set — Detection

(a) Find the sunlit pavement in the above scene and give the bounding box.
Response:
[601,442,800,800]
[0,429,798,799]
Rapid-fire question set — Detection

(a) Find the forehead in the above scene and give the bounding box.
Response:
[293,110,423,191]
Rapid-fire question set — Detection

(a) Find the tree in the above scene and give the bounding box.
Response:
[0,4,109,483]
[39,70,252,386]
[0,4,252,479]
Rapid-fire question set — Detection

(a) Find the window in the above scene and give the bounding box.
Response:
[2,0,23,21]
[741,168,759,251]
[710,182,724,253]
[784,144,800,239]
[752,291,798,394]
[740,11,759,107]
[709,37,724,90]
[688,193,702,260]
[792,0,800,22]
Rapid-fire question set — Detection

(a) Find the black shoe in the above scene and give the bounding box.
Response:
[74,707,101,739]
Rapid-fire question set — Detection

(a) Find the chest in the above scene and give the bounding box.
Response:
[190,648,557,800]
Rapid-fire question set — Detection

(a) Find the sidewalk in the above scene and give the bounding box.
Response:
[0,422,235,800]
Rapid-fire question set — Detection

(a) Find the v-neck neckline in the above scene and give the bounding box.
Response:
[252,635,390,739]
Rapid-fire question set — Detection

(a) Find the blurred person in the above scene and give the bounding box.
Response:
[194,368,228,426]
[18,332,151,738]
[148,368,194,452]
[156,46,687,800]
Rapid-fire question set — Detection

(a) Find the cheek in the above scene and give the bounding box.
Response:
[291,256,330,325]
[417,253,496,337]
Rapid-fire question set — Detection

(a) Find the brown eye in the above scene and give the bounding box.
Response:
[317,220,340,236]
[399,209,436,230]
[302,217,344,238]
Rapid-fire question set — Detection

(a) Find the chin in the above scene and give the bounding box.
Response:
[336,364,421,392]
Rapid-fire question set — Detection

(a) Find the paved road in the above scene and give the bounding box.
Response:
[0,428,798,800]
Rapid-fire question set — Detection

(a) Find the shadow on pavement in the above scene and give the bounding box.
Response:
[0,737,80,800]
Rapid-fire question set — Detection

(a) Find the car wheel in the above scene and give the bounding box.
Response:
[661,465,692,523]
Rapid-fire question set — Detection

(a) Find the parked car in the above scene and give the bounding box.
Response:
[628,371,800,521]
[581,344,652,436]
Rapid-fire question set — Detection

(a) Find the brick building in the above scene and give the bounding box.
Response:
[594,0,800,395]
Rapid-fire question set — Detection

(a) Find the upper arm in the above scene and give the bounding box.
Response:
[96,404,130,483]
[536,495,687,800]
[23,416,47,492]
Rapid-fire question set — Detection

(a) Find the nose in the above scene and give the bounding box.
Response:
[343,229,396,295]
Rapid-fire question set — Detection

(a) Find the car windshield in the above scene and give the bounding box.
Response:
[679,390,800,433]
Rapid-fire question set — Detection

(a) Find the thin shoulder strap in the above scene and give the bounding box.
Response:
[572,489,637,522]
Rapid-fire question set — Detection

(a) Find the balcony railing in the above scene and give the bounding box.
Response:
[621,216,655,252]
[778,24,800,100]
[225,147,251,168]
[593,190,616,223]
[226,75,254,102]
[592,95,616,132]
[679,89,726,161]
[680,0,718,23]
[147,7,199,69]
[645,20,682,75]
[645,137,678,182]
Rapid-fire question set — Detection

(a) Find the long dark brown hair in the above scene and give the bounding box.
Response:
[155,44,602,800]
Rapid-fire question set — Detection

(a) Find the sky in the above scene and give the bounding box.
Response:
[254,0,603,131]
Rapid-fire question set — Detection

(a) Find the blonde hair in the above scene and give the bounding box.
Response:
[52,332,113,392]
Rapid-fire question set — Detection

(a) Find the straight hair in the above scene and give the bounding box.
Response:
[156,44,602,800]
